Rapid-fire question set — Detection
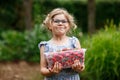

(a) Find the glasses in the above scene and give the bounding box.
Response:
[52,19,68,24]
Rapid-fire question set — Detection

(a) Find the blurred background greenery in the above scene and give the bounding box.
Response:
[0,0,120,80]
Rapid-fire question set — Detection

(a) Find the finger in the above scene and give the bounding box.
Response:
[75,63,79,69]
[56,62,60,73]
[80,64,85,71]
[48,68,53,73]
[72,60,78,69]
[72,60,80,71]
[76,60,83,70]
[74,60,79,66]
[57,62,62,72]
[72,63,76,70]
[76,61,81,69]
[53,62,58,73]
[74,60,79,68]
[54,62,57,68]
[55,62,58,71]
[58,63,62,71]
[57,62,59,70]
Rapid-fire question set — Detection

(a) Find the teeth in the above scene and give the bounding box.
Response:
[59,28,64,31]
[58,28,63,30]
[56,27,65,32]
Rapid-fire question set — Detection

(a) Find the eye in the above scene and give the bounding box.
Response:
[61,20,68,23]
[53,19,68,24]
[54,20,60,23]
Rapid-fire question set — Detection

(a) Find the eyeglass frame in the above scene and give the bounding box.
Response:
[52,19,69,24]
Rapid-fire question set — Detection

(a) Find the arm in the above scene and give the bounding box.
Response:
[72,38,85,72]
[40,45,53,76]
[40,45,62,76]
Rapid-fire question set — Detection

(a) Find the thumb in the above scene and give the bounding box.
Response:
[48,68,52,72]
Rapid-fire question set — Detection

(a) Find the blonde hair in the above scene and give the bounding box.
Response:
[43,8,77,31]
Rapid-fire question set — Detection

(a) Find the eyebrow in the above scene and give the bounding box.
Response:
[53,19,68,21]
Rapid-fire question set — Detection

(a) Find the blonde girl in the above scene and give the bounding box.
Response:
[38,8,85,80]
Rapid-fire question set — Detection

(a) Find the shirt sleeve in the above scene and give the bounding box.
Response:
[71,36,79,48]
[38,41,50,53]
[38,41,47,49]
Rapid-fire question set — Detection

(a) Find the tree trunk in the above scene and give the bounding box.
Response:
[23,0,32,30]
[88,0,96,35]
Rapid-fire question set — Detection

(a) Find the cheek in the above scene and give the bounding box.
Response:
[51,23,56,28]
[66,24,70,30]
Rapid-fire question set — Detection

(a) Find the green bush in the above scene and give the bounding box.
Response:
[0,30,26,61]
[81,22,120,80]
[23,24,51,62]
[0,24,51,62]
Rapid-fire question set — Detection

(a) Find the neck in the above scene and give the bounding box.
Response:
[50,34,69,46]
[52,35,67,41]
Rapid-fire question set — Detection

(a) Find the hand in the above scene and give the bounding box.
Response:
[72,60,84,73]
[48,62,62,74]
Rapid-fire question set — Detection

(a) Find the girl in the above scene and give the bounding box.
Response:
[38,8,85,80]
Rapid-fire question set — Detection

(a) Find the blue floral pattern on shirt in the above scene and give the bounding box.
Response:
[38,36,80,80]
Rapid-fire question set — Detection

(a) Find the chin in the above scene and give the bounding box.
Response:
[56,33,65,36]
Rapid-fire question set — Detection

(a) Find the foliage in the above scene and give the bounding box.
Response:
[0,30,26,61]
[0,0,24,30]
[96,2,120,30]
[0,0,120,32]
[81,21,120,80]
[33,1,120,32]
[23,24,51,62]
[0,25,51,62]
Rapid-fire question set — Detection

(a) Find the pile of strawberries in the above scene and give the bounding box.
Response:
[45,49,86,68]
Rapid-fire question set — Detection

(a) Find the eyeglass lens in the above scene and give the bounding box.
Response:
[53,19,68,23]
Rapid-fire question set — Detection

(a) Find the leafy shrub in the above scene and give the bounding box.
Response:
[0,30,26,61]
[81,22,120,80]
[23,24,51,62]
[0,24,51,62]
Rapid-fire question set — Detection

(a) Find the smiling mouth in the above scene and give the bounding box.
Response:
[58,27,65,30]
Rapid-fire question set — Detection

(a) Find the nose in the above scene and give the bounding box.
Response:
[58,22,63,26]
[58,21,63,25]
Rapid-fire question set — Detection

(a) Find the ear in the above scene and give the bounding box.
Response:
[48,25,53,32]
[48,26,52,30]
[48,21,53,30]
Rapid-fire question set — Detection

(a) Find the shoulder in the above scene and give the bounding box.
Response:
[69,36,81,48]
[38,41,48,49]
[69,36,79,43]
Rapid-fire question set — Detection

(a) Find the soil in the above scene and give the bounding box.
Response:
[0,61,44,80]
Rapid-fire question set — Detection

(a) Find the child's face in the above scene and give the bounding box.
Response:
[50,14,70,36]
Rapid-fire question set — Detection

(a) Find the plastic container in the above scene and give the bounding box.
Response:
[45,48,86,68]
